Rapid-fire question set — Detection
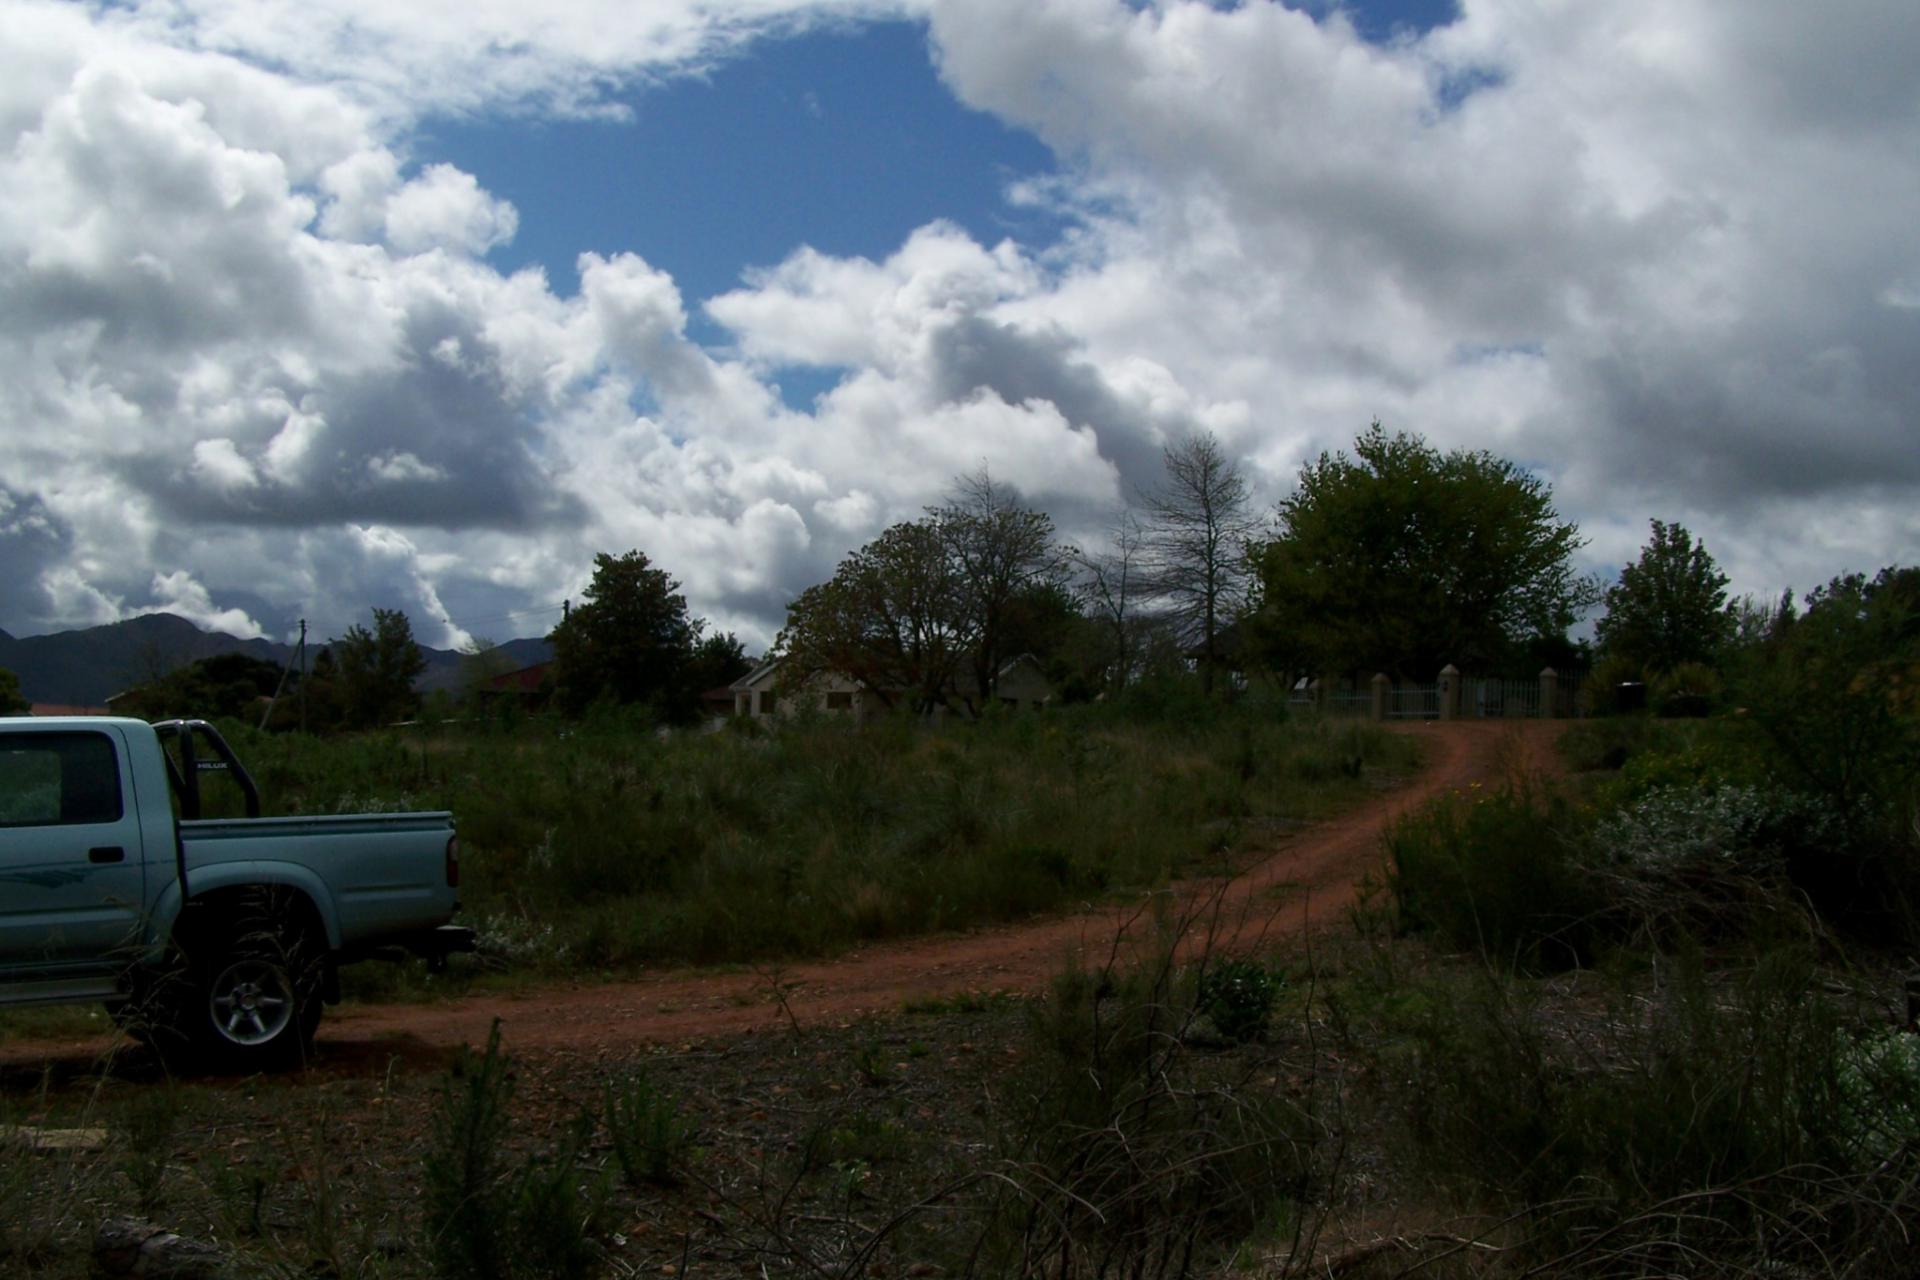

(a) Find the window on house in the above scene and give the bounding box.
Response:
[826,691,854,711]
[759,690,777,714]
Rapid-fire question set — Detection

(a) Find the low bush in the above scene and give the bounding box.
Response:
[604,1069,695,1188]
[1589,782,1855,941]
[422,1021,606,1280]
[1196,958,1281,1043]
[1384,780,1601,971]
[1360,949,1920,1275]
[984,910,1320,1275]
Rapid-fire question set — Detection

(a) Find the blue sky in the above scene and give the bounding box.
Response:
[1,0,1915,649]
[424,1,1466,310]
[423,21,1067,311]
[421,1,1466,411]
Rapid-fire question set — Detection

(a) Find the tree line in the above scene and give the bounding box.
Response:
[56,420,1911,732]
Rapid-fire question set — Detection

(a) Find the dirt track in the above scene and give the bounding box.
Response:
[0,720,1560,1073]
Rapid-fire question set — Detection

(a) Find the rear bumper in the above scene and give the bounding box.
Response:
[339,925,477,972]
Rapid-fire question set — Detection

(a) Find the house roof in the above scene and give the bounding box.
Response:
[484,661,552,693]
[997,653,1046,678]
[729,657,782,693]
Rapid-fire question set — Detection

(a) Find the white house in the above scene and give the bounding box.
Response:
[729,654,1055,724]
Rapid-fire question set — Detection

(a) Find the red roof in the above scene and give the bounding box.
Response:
[484,662,553,693]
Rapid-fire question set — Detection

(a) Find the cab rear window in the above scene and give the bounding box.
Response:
[0,732,124,827]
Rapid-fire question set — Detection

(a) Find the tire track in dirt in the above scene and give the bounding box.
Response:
[0,721,1561,1074]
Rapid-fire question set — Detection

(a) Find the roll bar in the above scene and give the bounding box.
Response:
[151,719,262,821]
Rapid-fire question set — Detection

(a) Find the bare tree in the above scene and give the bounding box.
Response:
[1140,432,1259,695]
[935,468,1073,706]
[1074,509,1148,692]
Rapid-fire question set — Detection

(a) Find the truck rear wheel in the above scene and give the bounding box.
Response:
[157,897,328,1073]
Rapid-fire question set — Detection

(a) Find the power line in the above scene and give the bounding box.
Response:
[443,603,567,631]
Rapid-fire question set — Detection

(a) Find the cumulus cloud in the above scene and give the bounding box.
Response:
[135,570,266,639]
[0,0,1916,657]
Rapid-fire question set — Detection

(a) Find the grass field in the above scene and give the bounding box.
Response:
[206,695,1422,984]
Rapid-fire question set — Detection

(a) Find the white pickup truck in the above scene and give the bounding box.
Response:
[0,716,472,1071]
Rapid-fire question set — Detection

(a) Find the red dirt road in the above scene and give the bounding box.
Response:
[0,721,1560,1073]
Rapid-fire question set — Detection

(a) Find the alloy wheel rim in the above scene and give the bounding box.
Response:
[208,959,294,1045]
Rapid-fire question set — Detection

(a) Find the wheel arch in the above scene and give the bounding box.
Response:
[173,867,342,953]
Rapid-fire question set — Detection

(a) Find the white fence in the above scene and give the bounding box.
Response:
[1464,677,1542,719]
[1387,683,1440,719]
[1288,666,1586,720]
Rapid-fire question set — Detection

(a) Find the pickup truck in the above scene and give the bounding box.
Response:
[1,716,472,1071]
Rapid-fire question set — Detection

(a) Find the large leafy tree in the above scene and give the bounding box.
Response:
[1735,565,1920,812]
[117,652,286,722]
[1595,520,1732,675]
[684,630,752,699]
[779,480,1072,714]
[1254,424,1595,679]
[548,550,700,719]
[332,608,426,728]
[779,520,973,714]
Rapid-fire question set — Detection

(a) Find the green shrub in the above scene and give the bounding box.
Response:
[423,1021,605,1280]
[1650,659,1721,717]
[604,1070,695,1188]
[1364,950,1920,1272]
[1385,780,1601,971]
[984,912,1318,1274]
[1589,783,1854,940]
[1197,958,1281,1043]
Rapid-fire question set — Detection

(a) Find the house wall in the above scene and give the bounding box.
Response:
[994,660,1054,710]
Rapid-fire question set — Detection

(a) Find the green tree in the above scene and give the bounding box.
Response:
[683,630,751,702]
[0,666,28,715]
[1254,424,1595,679]
[332,608,426,729]
[778,519,971,714]
[777,481,1074,715]
[457,637,518,712]
[1595,520,1732,675]
[117,652,285,722]
[1735,565,1920,813]
[548,551,699,719]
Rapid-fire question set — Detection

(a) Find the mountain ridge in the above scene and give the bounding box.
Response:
[0,614,551,706]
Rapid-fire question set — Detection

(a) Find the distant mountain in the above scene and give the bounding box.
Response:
[0,614,551,706]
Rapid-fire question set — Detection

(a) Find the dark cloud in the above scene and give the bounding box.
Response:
[124,314,589,533]
[0,486,72,632]
[927,315,1172,493]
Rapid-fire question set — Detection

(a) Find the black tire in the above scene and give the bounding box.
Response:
[160,897,328,1073]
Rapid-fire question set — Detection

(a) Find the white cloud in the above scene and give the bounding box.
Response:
[190,438,261,491]
[136,570,265,640]
[0,0,1916,657]
[383,163,519,255]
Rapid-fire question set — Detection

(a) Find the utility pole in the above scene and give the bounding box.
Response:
[298,619,307,734]
[260,618,311,733]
